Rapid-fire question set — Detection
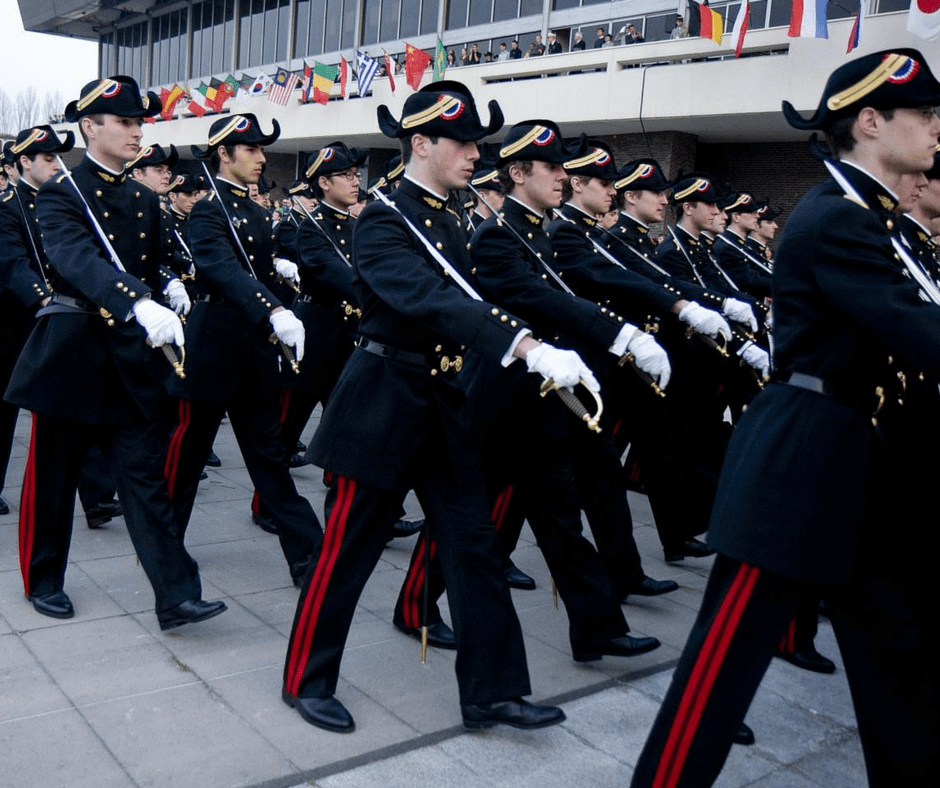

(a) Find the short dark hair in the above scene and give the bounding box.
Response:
[824,107,895,157]
[497,160,533,193]
[15,153,38,176]
[399,134,440,165]
[78,113,106,145]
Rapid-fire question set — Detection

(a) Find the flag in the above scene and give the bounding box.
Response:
[732,0,750,58]
[788,0,828,39]
[269,67,300,106]
[222,75,241,102]
[206,77,231,111]
[688,1,724,46]
[846,4,864,52]
[357,51,380,96]
[405,43,432,91]
[159,84,185,121]
[312,61,338,104]
[248,73,272,97]
[383,50,396,93]
[339,56,349,98]
[300,62,313,102]
[908,0,940,40]
[433,38,446,81]
[186,83,210,116]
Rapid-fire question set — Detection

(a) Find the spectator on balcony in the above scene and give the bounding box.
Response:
[617,23,645,44]
[509,39,522,59]
[532,35,545,56]
[594,27,607,48]
[671,16,689,38]
[497,42,510,61]
[468,43,481,65]
[447,50,457,67]
[572,32,586,51]
[547,32,563,55]
[460,47,469,66]
[602,34,613,47]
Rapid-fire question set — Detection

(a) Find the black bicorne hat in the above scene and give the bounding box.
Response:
[190,114,280,158]
[722,191,759,214]
[564,140,618,180]
[257,173,276,194]
[377,80,503,141]
[615,158,673,192]
[498,120,586,165]
[470,142,502,191]
[305,141,368,181]
[167,167,205,194]
[782,49,940,131]
[10,125,75,157]
[756,200,781,222]
[285,179,314,198]
[670,172,721,205]
[384,153,404,182]
[126,143,179,172]
[65,76,160,123]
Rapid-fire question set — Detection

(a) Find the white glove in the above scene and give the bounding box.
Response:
[163,278,191,316]
[678,301,732,342]
[525,342,600,392]
[274,257,300,286]
[722,297,759,333]
[738,341,770,378]
[270,309,305,363]
[624,327,672,390]
[132,297,185,348]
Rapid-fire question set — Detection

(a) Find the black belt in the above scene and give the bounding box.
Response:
[297,294,361,317]
[778,371,832,396]
[357,337,463,373]
[196,294,225,303]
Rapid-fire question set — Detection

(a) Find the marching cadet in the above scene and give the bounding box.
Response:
[603,158,759,561]
[713,191,773,299]
[283,82,579,734]
[2,141,19,190]
[630,48,940,788]
[747,200,779,263]
[127,143,178,196]
[161,114,322,587]
[274,180,317,262]
[4,77,226,629]
[900,146,940,280]
[162,167,200,286]
[464,153,504,234]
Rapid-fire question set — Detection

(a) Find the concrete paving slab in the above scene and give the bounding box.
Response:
[0,708,135,788]
[791,734,868,788]
[76,553,165,614]
[315,743,480,788]
[0,632,72,722]
[190,538,297,596]
[233,586,305,639]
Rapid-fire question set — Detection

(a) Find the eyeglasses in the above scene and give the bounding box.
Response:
[331,170,361,182]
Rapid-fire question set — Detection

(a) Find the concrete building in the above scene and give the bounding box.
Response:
[17,1,930,226]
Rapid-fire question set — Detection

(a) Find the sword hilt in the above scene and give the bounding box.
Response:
[616,352,666,398]
[269,333,301,374]
[539,377,604,433]
[148,340,186,378]
[685,326,729,358]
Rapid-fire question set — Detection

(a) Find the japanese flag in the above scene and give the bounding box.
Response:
[908,0,940,40]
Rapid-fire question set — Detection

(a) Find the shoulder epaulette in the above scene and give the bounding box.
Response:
[56,174,67,184]
[2,191,14,203]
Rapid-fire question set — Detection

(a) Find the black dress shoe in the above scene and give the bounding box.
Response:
[462,698,566,730]
[204,450,221,467]
[0,495,9,515]
[252,512,279,534]
[157,599,227,631]
[30,590,74,619]
[574,634,661,662]
[282,690,355,733]
[390,519,424,538]
[394,620,457,649]
[778,648,837,674]
[86,500,123,529]
[622,576,679,600]
[504,562,536,590]
[287,453,309,468]
[289,557,313,588]
[733,722,755,745]
[664,538,716,563]
[199,470,209,481]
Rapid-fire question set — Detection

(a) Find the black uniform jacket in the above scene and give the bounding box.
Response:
[169,178,283,403]
[547,203,678,323]
[308,177,527,491]
[0,182,51,307]
[6,156,170,424]
[899,214,940,284]
[161,205,194,282]
[290,203,359,391]
[707,162,940,585]
[713,229,773,298]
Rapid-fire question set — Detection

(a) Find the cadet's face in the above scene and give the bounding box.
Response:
[735,210,759,232]
[325,168,362,208]
[918,178,940,220]
[427,137,479,192]
[580,177,615,216]
[631,189,668,224]
[23,153,61,186]
[169,190,198,215]
[712,208,728,233]
[896,171,928,213]
[882,107,940,174]
[485,191,505,212]
[520,160,566,212]
[137,163,171,194]
[757,218,777,240]
[685,200,719,233]
[223,144,266,186]
[91,115,143,167]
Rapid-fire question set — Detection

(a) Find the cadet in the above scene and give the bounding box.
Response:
[5,77,225,629]
[713,191,773,299]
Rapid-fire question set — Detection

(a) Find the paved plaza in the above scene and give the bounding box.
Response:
[0,409,865,787]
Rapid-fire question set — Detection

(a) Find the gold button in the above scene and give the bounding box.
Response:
[137,212,143,218]
[107,319,115,326]
[425,219,432,228]
[500,315,508,322]
[435,242,443,250]
[95,190,103,197]
[491,308,499,315]
[108,234,115,240]
[340,239,346,245]
[431,369,438,376]
[233,203,238,208]
[116,282,123,288]
[256,292,262,297]
[136,192,141,198]
[129,291,136,298]
[466,243,471,250]
[139,233,146,239]
[248,236,254,242]
[527,233,533,239]
[471,267,477,275]
[141,255,147,261]
[103,212,109,218]
[510,320,518,328]
[249,255,254,261]
[435,345,443,352]
[886,219,894,230]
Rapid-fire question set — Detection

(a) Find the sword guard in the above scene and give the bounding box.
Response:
[148,340,186,378]
[540,377,604,433]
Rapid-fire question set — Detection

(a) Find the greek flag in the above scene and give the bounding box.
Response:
[356,51,380,96]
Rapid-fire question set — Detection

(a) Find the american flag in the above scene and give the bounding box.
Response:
[356,51,380,96]
[268,67,300,106]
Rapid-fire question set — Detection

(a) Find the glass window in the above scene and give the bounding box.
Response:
[749,0,768,29]
[363,0,381,44]
[494,0,518,21]
[294,0,310,56]
[264,0,279,63]
[468,0,490,26]
[303,0,327,55]
[381,0,401,40]
[401,0,420,38]
[877,0,909,10]
[342,0,358,49]
[447,0,468,29]
[768,0,790,26]
[520,0,541,16]
[100,32,114,77]
[325,0,342,52]
[553,0,579,9]
[643,13,674,42]
[420,0,439,34]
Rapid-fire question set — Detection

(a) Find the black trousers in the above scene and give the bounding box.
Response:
[18,412,200,612]
[284,470,531,707]
[630,553,938,788]
[165,394,321,569]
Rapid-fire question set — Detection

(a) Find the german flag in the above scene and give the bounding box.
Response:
[688,0,724,46]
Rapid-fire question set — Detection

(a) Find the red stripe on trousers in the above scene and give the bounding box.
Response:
[490,485,514,533]
[279,390,292,424]
[164,399,191,500]
[18,413,38,595]
[778,617,796,654]
[285,475,356,696]
[653,562,760,788]
[401,533,439,630]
